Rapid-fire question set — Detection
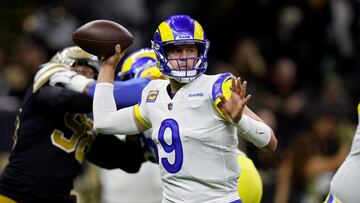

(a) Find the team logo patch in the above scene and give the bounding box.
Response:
[146,90,159,102]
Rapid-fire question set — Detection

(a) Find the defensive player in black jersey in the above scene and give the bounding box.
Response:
[0,46,145,203]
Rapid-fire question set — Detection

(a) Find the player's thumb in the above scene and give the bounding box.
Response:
[114,44,125,63]
[219,94,227,104]
[115,44,122,54]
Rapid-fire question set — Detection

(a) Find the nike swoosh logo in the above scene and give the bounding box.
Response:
[256,130,265,134]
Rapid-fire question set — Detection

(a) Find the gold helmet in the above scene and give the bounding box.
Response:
[50,46,99,72]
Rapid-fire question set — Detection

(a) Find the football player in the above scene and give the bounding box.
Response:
[323,102,360,203]
[92,14,277,203]
[116,48,264,203]
[55,47,264,203]
[0,46,146,203]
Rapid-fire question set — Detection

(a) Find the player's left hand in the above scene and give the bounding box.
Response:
[50,70,94,93]
[219,77,251,123]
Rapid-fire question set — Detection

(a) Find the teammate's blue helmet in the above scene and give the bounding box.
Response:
[117,48,166,81]
[152,15,210,83]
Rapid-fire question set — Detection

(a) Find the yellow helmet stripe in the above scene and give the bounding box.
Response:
[121,57,135,74]
[157,22,174,42]
[358,102,360,115]
[121,51,157,74]
[194,21,204,40]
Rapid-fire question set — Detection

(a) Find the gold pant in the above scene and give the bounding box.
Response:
[0,194,16,203]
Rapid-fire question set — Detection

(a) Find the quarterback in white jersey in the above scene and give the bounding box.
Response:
[93,15,277,203]
[324,102,360,203]
[135,73,241,202]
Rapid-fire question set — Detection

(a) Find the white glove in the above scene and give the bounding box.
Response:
[50,70,94,93]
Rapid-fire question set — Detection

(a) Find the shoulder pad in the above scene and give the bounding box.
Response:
[211,72,233,103]
[33,62,69,93]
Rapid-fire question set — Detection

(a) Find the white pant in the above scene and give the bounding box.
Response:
[101,161,163,203]
[330,153,360,203]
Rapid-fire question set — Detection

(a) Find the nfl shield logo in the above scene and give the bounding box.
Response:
[168,102,173,110]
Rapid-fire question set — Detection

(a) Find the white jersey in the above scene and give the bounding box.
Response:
[349,103,360,155]
[134,73,240,203]
[329,102,360,203]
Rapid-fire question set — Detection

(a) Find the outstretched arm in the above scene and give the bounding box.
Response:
[87,78,150,109]
[49,68,151,109]
[35,85,92,113]
[218,77,277,151]
[93,45,149,135]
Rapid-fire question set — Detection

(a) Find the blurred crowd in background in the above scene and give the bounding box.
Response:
[1,0,360,203]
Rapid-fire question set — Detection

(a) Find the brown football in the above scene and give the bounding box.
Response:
[72,20,134,57]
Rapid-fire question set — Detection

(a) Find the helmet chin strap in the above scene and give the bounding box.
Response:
[173,76,197,83]
[169,69,197,83]
[166,59,203,83]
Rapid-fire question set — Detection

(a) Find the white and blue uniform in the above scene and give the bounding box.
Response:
[134,73,241,203]
[325,102,360,203]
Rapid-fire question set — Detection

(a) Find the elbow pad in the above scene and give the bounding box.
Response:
[93,106,139,135]
[235,115,272,148]
[93,83,139,135]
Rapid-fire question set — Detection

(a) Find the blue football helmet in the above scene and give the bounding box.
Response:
[117,48,166,81]
[152,15,210,83]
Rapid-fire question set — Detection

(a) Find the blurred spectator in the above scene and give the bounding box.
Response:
[73,163,101,203]
[261,58,309,151]
[312,73,352,119]
[274,109,350,203]
[0,47,22,111]
[0,49,7,96]
[230,38,267,83]
[6,36,47,101]
[329,0,354,58]
[22,4,79,52]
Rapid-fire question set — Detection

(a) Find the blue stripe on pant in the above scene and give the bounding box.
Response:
[327,194,333,203]
[230,200,242,203]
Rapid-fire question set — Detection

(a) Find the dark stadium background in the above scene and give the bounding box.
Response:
[1,1,359,202]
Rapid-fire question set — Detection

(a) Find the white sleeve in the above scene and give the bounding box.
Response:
[235,114,272,148]
[93,83,140,135]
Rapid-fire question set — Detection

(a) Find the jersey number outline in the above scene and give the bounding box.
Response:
[158,119,183,173]
[51,113,94,163]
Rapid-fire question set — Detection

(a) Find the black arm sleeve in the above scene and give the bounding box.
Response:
[86,134,144,173]
[34,85,93,113]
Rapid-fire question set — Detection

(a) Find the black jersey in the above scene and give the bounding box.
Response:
[0,64,144,203]
[0,78,95,202]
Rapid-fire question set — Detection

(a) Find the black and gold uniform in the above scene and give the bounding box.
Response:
[0,60,144,202]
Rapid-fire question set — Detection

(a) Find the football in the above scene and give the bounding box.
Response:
[72,20,134,57]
